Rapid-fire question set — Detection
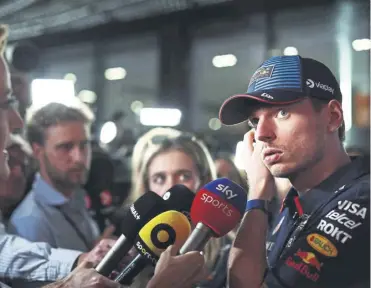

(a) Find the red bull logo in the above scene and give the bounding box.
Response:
[285,249,322,282]
[295,250,322,271]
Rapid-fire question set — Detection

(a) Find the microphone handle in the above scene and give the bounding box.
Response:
[95,234,132,277]
[114,254,148,285]
[179,222,214,254]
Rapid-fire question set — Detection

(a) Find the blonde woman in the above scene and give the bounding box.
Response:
[128,128,228,288]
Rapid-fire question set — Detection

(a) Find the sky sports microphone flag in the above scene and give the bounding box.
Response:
[114,210,191,285]
[180,178,247,254]
[95,192,167,276]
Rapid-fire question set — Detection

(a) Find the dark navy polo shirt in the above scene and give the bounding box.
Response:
[264,157,370,288]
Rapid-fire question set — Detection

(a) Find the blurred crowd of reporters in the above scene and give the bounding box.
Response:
[2,99,254,287]
[1,19,369,288]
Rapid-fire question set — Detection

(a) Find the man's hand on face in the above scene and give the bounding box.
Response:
[43,261,123,288]
[242,130,276,201]
[77,238,117,267]
[146,245,207,288]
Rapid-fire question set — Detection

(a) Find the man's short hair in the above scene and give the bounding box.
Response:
[26,103,92,146]
[310,97,345,142]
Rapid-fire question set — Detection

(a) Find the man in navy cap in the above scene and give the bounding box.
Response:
[220,55,369,288]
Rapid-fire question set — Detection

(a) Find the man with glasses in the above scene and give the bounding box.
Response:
[0,24,122,288]
[0,25,206,288]
[0,134,32,223]
[220,55,369,288]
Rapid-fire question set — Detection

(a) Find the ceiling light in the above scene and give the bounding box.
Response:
[78,90,97,104]
[130,100,144,115]
[100,121,117,144]
[140,108,182,127]
[283,46,298,56]
[212,54,237,68]
[64,73,77,83]
[352,39,371,51]
[31,79,75,110]
[208,118,222,130]
[105,67,127,80]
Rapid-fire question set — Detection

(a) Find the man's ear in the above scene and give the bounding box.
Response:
[327,100,343,134]
[31,142,43,159]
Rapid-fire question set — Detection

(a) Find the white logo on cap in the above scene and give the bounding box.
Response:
[306,79,315,88]
[261,93,273,99]
[306,79,334,95]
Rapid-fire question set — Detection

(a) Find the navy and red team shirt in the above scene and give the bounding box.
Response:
[264,157,370,288]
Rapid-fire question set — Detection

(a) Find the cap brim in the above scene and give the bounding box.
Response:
[219,91,304,126]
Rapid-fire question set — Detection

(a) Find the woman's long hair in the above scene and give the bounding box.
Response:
[129,127,182,203]
[128,127,223,271]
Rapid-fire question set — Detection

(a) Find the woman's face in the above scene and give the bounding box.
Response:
[147,149,201,197]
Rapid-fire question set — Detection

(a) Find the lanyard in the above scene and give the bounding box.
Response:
[55,206,93,251]
[35,199,93,251]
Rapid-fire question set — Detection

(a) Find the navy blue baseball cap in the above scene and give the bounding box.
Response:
[219,55,342,125]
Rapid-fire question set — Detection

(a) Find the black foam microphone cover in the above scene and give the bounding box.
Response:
[95,192,167,276]
[119,192,168,242]
[162,184,195,220]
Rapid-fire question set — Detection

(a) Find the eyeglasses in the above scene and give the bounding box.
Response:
[0,96,19,111]
[149,132,198,146]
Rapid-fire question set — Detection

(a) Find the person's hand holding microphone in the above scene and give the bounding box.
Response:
[43,261,124,288]
[147,245,207,288]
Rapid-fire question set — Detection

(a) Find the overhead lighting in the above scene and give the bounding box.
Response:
[208,118,222,130]
[100,121,117,144]
[234,141,245,170]
[31,79,75,110]
[352,39,371,51]
[140,108,182,127]
[78,90,97,104]
[64,73,77,83]
[105,67,127,80]
[283,46,298,56]
[212,54,237,68]
[130,100,144,115]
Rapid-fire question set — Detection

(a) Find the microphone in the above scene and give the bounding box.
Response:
[95,192,167,276]
[112,184,194,235]
[179,178,247,254]
[114,210,191,285]
[96,185,194,276]
[161,184,195,221]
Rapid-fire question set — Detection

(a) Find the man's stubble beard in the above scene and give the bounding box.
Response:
[268,127,326,180]
[43,153,88,192]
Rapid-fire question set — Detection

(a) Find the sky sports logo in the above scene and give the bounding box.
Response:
[306,79,334,95]
[200,193,233,217]
[203,178,247,215]
[215,184,238,200]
